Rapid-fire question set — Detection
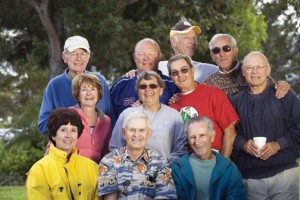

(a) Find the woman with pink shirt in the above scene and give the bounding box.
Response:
[70,73,112,164]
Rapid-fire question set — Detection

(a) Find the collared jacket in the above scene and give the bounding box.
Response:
[70,105,112,164]
[26,144,99,200]
[170,151,246,200]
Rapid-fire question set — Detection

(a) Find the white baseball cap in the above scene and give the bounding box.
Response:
[63,36,90,52]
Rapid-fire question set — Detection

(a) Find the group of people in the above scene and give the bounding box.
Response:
[25,19,300,200]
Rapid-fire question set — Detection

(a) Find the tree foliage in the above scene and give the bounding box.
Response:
[257,0,300,92]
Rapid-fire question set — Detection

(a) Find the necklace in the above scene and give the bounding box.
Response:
[142,104,161,124]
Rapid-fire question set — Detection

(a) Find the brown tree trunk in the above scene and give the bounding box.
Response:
[26,0,64,79]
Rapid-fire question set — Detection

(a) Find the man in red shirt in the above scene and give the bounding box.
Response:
[167,54,239,158]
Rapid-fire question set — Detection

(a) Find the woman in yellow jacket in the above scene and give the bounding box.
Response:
[26,108,99,200]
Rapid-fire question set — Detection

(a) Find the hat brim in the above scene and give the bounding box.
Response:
[66,45,90,53]
[170,26,201,38]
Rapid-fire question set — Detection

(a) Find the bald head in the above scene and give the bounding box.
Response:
[133,38,163,73]
[243,51,269,67]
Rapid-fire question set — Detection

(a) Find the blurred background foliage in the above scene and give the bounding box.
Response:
[0,0,299,185]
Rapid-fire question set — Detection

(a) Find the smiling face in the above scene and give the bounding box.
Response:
[242,52,271,93]
[210,36,238,73]
[187,121,215,160]
[134,39,162,73]
[122,118,152,152]
[138,77,163,107]
[169,58,195,93]
[78,82,98,108]
[53,122,78,155]
[171,30,198,57]
[62,48,90,78]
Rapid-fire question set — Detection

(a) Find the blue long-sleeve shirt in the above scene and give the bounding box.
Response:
[38,69,115,134]
[230,85,300,179]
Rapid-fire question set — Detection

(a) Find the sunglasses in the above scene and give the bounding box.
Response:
[170,68,190,77]
[138,84,159,90]
[211,45,231,54]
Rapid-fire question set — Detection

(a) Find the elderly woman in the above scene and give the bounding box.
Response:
[99,111,177,199]
[70,73,112,164]
[26,108,98,199]
[109,70,187,163]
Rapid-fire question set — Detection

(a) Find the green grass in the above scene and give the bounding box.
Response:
[0,186,26,200]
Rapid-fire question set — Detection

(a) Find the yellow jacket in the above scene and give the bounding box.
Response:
[26,143,99,200]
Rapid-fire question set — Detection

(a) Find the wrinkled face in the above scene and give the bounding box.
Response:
[138,78,163,106]
[79,83,98,107]
[62,49,90,75]
[187,121,215,160]
[169,58,195,92]
[210,37,238,72]
[53,122,78,155]
[134,41,162,73]
[122,118,152,151]
[171,30,197,57]
[242,53,271,89]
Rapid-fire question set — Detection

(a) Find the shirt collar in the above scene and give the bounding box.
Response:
[121,147,150,163]
[218,60,240,74]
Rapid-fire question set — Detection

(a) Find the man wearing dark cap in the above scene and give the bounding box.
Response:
[159,20,218,82]
[38,35,115,134]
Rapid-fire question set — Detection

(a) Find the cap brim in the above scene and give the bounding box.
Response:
[170,26,201,38]
[66,45,90,53]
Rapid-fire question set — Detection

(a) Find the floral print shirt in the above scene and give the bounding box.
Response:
[98,147,177,199]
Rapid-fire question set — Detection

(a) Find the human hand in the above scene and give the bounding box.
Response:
[131,100,142,107]
[123,69,137,78]
[275,81,290,99]
[243,139,260,158]
[168,93,179,105]
[259,141,280,160]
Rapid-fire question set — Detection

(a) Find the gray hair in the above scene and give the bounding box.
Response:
[135,71,165,91]
[122,111,153,131]
[167,54,193,75]
[242,51,270,67]
[209,34,237,50]
[184,116,215,136]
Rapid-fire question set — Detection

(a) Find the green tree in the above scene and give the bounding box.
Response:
[257,0,300,93]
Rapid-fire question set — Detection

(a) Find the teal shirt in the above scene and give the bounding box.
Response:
[189,153,216,200]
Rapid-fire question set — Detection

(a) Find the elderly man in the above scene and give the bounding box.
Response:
[171,116,246,199]
[203,33,290,98]
[38,35,115,134]
[158,20,218,82]
[98,111,177,199]
[110,38,179,119]
[167,54,239,158]
[230,51,300,200]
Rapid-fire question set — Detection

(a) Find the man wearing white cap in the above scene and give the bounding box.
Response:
[158,20,218,83]
[38,35,115,134]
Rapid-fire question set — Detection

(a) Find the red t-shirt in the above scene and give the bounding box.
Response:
[170,84,239,151]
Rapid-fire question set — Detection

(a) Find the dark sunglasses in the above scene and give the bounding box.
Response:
[138,84,159,90]
[211,45,231,54]
[170,68,190,77]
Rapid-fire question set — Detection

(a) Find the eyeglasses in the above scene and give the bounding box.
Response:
[243,65,267,71]
[170,68,190,77]
[138,84,159,90]
[67,52,89,60]
[211,45,231,54]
